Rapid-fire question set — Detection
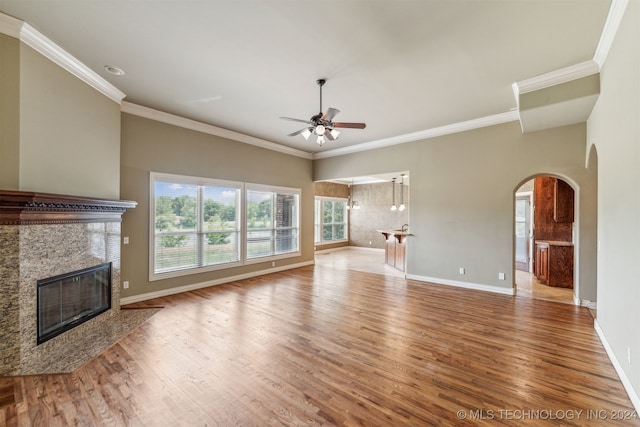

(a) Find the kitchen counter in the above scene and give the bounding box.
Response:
[378,230,412,272]
[376,229,413,238]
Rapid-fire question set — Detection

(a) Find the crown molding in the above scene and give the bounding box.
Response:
[313,111,519,160]
[0,12,125,104]
[121,102,313,160]
[512,0,629,97]
[513,60,600,98]
[0,11,22,38]
[594,0,629,67]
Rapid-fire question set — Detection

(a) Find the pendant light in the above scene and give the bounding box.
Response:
[390,178,397,211]
[398,174,406,211]
[347,179,360,210]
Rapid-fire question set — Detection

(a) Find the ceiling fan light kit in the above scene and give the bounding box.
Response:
[280,79,366,146]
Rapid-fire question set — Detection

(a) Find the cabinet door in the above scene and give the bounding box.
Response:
[538,247,549,283]
[395,242,406,272]
[548,245,574,288]
[386,239,395,266]
[554,179,574,223]
[535,243,549,284]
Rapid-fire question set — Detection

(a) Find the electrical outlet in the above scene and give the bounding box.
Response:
[459,267,465,275]
[498,272,505,280]
[123,236,129,245]
[272,261,275,267]
[123,281,129,289]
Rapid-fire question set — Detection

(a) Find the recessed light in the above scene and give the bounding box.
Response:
[104,65,125,76]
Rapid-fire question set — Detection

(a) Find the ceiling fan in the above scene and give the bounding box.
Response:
[280,79,366,146]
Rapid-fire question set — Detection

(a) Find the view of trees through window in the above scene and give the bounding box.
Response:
[154,180,241,274]
[315,198,347,243]
[246,189,299,259]
[151,175,300,278]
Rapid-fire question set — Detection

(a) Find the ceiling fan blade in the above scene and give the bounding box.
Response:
[280,116,312,125]
[287,128,311,137]
[332,122,367,129]
[324,130,335,141]
[322,108,340,122]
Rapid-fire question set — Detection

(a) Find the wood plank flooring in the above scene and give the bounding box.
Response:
[515,269,574,305]
[1,249,638,426]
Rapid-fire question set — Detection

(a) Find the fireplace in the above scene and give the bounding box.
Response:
[0,190,137,375]
[37,262,112,344]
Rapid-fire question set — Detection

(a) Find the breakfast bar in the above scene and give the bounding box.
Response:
[377,229,412,272]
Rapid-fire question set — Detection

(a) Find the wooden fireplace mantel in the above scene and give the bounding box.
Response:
[0,190,137,225]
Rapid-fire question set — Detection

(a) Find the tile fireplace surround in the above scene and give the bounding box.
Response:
[0,190,141,376]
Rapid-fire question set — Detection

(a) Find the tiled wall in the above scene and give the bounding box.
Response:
[350,182,409,249]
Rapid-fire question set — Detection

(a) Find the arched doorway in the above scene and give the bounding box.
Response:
[514,175,576,305]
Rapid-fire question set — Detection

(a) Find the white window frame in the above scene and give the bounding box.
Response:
[315,196,348,244]
[149,172,243,281]
[244,183,301,264]
[149,173,302,280]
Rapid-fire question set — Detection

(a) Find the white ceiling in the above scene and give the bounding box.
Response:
[0,0,611,158]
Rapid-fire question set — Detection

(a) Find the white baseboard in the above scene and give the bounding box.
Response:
[594,320,640,413]
[406,274,516,296]
[314,246,350,255]
[346,246,385,253]
[120,261,314,305]
[314,246,384,255]
[574,294,597,309]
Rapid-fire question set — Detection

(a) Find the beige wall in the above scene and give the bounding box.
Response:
[0,34,120,199]
[315,121,597,300]
[14,42,121,199]
[587,0,639,402]
[0,34,20,188]
[120,113,314,300]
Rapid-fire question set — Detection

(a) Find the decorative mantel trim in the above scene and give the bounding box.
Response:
[0,190,137,225]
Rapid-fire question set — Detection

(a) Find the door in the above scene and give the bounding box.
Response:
[515,195,532,272]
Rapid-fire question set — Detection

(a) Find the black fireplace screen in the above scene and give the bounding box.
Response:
[37,262,112,345]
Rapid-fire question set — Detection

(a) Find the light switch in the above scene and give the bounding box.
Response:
[123,236,129,245]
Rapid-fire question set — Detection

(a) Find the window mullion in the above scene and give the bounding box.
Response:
[197,185,204,267]
[271,193,276,255]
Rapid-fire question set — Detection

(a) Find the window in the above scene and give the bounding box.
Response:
[315,197,347,244]
[246,185,300,261]
[150,174,301,280]
[150,173,242,279]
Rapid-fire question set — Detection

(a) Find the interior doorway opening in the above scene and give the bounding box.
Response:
[515,176,574,305]
[515,192,533,273]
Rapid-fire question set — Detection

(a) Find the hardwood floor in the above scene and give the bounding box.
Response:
[1,248,637,426]
[515,269,575,305]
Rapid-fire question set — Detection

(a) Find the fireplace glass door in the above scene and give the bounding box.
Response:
[37,262,112,344]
